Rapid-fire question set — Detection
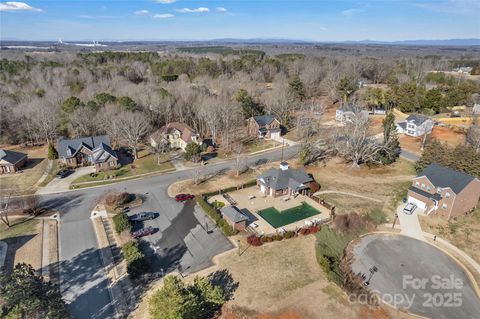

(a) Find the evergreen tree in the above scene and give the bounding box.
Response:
[379,112,400,164]
[289,76,306,100]
[184,142,202,162]
[48,142,58,160]
[234,89,264,119]
[0,263,70,319]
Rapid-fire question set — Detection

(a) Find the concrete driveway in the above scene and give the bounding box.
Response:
[396,203,425,241]
[351,233,480,319]
[37,166,94,194]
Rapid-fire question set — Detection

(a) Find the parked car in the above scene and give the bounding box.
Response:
[56,169,73,179]
[403,203,417,215]
[175,194,195,202]
[131,226,155,239]
[128,212,156,223]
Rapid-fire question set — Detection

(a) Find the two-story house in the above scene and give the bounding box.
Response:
[149,122,202,152]
[396,114,433,137]
[407,163,480,219]
[57,135,119,172]
[246,115,281,139]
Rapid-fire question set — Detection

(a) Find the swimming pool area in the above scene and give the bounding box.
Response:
[258,202,321,228]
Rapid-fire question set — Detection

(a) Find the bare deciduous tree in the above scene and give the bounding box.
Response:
[466,125,480,153]
[118,111,151,160]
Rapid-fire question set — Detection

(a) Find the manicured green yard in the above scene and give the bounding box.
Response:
[71,154,174,184]
[258,202,321,228]
[245,139,281,153]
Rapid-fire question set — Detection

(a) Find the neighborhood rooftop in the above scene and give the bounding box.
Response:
[258,164,313,191]
[220,206,249,223]
[253,115,276,126]
[57,135,115,159]
[417,163,476,194]
[406,114,430,125]
[0,149,27,164]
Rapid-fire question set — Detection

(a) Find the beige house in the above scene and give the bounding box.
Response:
[150,122,202,151]
[257,162,315,197]
[407,164,480,219]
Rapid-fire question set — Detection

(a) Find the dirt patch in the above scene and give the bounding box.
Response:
[399,126,466,155]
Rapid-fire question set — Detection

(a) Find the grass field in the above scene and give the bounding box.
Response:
[258,202,320,228]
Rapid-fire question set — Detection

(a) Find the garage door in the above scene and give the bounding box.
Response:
[407,196,427,210]
[270,131,280,139]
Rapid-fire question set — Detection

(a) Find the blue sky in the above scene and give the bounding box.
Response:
[1,0,479,41]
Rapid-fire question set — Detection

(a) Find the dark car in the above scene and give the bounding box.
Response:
[175,194,195,202]
[56,169,72,179]
[128,212,156,223]
[131,226,155,239]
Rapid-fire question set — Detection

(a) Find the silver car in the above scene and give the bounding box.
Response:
[403,203,417,215]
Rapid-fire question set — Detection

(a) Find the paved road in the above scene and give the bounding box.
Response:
[400,149,420,162]
[40,145,299,319]
[352,233,480,319]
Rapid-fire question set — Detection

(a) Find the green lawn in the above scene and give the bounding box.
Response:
[71,154,174,184]
[245,140,281,154]
[258,202,321,228]
[0,218,40,241]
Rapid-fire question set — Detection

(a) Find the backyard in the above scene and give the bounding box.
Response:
[0,145,48,191]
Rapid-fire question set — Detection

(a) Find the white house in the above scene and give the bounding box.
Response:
[473,103,480,115]
[396,114,434,137]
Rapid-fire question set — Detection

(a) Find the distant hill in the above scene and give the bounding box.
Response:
[343,39,480,46]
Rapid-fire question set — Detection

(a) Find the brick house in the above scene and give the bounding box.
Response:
[0,149,28,174]
[57,135,118,172]
[246,115,281,139]
[149,122,202,152]
[407,163,480,219]
[257,162,315,197]
[220,206,249,231]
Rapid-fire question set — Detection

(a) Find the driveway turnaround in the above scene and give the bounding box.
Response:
[39,145,299,319]
[351,233,480,319]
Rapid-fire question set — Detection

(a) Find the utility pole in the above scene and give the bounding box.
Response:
[0,193,12,228]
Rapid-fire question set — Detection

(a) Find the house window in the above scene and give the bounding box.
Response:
[426,186,431,191]
[415,182,420,187]
[445,192,450,199]
[442,203,447,209]
[421,183,425,189]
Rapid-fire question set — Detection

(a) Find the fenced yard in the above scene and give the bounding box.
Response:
[258,202,321,229]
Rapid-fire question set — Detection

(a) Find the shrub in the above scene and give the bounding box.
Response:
[273,235,283,241]
[213,201,225,209]
[47,142,58,160]
[366,209,387,225]
[247,235,262,246]
[122,241,148,278]
[243,180,257,188]
[113,212,131,233]
[104,191,130,207]
[283,231,295,239]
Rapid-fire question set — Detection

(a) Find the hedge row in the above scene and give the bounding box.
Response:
[122,241,148,278]
[196,197,238,236]
[112,212,131,233]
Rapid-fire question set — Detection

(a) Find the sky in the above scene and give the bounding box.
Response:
[0,0,479,41]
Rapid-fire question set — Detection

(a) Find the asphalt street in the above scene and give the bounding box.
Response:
[351,233,480,319]
[39,145,300,319]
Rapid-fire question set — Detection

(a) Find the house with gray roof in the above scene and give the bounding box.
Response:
[57,135,118,172]
[335,105,369,123]
[0,149,28,174]
[396,114,433,137]
[220,206,249,231]
[408,163,480,218]
[257,162,314,197]
[247,115,281,139]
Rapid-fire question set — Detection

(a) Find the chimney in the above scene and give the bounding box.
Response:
[280,161,289,171]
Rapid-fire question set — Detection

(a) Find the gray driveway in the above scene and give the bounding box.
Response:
[37,166,94,195]
[396,203,425,240]
[352,233,480,319]
[39,145,299,319]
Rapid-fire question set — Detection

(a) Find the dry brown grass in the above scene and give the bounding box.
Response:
[419,207,480,264]
[305,158,415,218]
[399,126,466,155]
[0,145,48,191]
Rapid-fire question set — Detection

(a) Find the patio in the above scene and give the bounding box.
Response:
[209,186,331,234]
